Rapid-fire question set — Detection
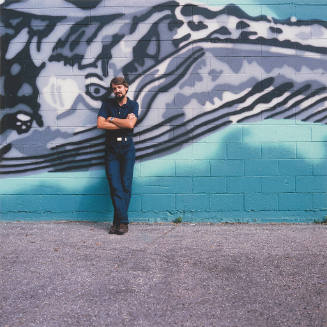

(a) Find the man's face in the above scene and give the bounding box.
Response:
[111,83,128,100]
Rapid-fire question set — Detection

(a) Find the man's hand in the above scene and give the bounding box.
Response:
[127,113,136,119]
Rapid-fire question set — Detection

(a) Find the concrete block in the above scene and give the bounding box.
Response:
[313,193,327,210]
[134,177,192,194]
[164,143,194,160]
[210,160,244,176]
[193,177,226,193]
[279,193,312,211]
[2,194,107,212]
[245,193,278,211]
[193,142,226,159]
[244,125,311,142]
[311,125,327,141]
[262,142,296,159]
[140,160,175,176]
[73,195,112,211]
[227,143,261,159]
[297,142,327,159]
[227,177,261,193]
[0,195,42,212]
[279,159,313,176]
[205,126,243,143]
[296,176,327,192]
[245,159,279,176]
[56,110,96,128]
[141,194,175,211]
[0,177,109,195]
[175,160,193,176]
[313,161,327,175]
[176,160,210,176]
[261,176,295,193]
[295,4,327,21]
[210,194,243,211]
[176,194,210,211]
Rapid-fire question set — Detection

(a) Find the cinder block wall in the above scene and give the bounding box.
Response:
[1,0,327,223]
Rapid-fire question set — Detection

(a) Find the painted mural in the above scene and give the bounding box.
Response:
[1,0,327,176]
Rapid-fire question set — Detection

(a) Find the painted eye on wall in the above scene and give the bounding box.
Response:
[85,83,109,100]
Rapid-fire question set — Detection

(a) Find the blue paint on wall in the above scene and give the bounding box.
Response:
[2,120,327,222]
[195,0,327,20]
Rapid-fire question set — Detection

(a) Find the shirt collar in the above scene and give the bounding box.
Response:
[116,97,129,107]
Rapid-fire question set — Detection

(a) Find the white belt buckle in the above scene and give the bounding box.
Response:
[117,137,122,141]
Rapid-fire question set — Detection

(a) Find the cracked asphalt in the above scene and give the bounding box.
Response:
[1,222,327,327]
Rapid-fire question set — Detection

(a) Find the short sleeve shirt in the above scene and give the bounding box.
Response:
[97,97,139,141]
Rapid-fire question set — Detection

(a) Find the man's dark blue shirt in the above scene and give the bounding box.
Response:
[97,97,139,141]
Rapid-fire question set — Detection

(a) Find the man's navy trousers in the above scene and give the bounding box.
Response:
[105,136,135,225]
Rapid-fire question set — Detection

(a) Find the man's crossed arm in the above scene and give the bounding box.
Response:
[97,113,137,130]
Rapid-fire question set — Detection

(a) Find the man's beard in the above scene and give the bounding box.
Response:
[115,92,125,100]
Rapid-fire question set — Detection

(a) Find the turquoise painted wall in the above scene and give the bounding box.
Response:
[1,0,327,222]
[2,120,327,222]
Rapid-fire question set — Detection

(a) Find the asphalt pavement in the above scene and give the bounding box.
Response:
[1,222,327,327]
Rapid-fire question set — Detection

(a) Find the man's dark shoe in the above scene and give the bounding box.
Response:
[108,224,119,234]
[116,223,128,235]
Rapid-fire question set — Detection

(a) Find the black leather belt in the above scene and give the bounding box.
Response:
[109,137,129,142]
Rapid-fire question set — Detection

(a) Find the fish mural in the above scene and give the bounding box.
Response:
[1,0,327,175]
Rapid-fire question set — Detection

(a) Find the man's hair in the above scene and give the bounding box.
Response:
[110,76,129,89]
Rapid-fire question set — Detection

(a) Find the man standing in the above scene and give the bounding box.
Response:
[97,77,138,235]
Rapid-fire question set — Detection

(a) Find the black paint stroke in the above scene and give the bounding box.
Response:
[64,0,103,9]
